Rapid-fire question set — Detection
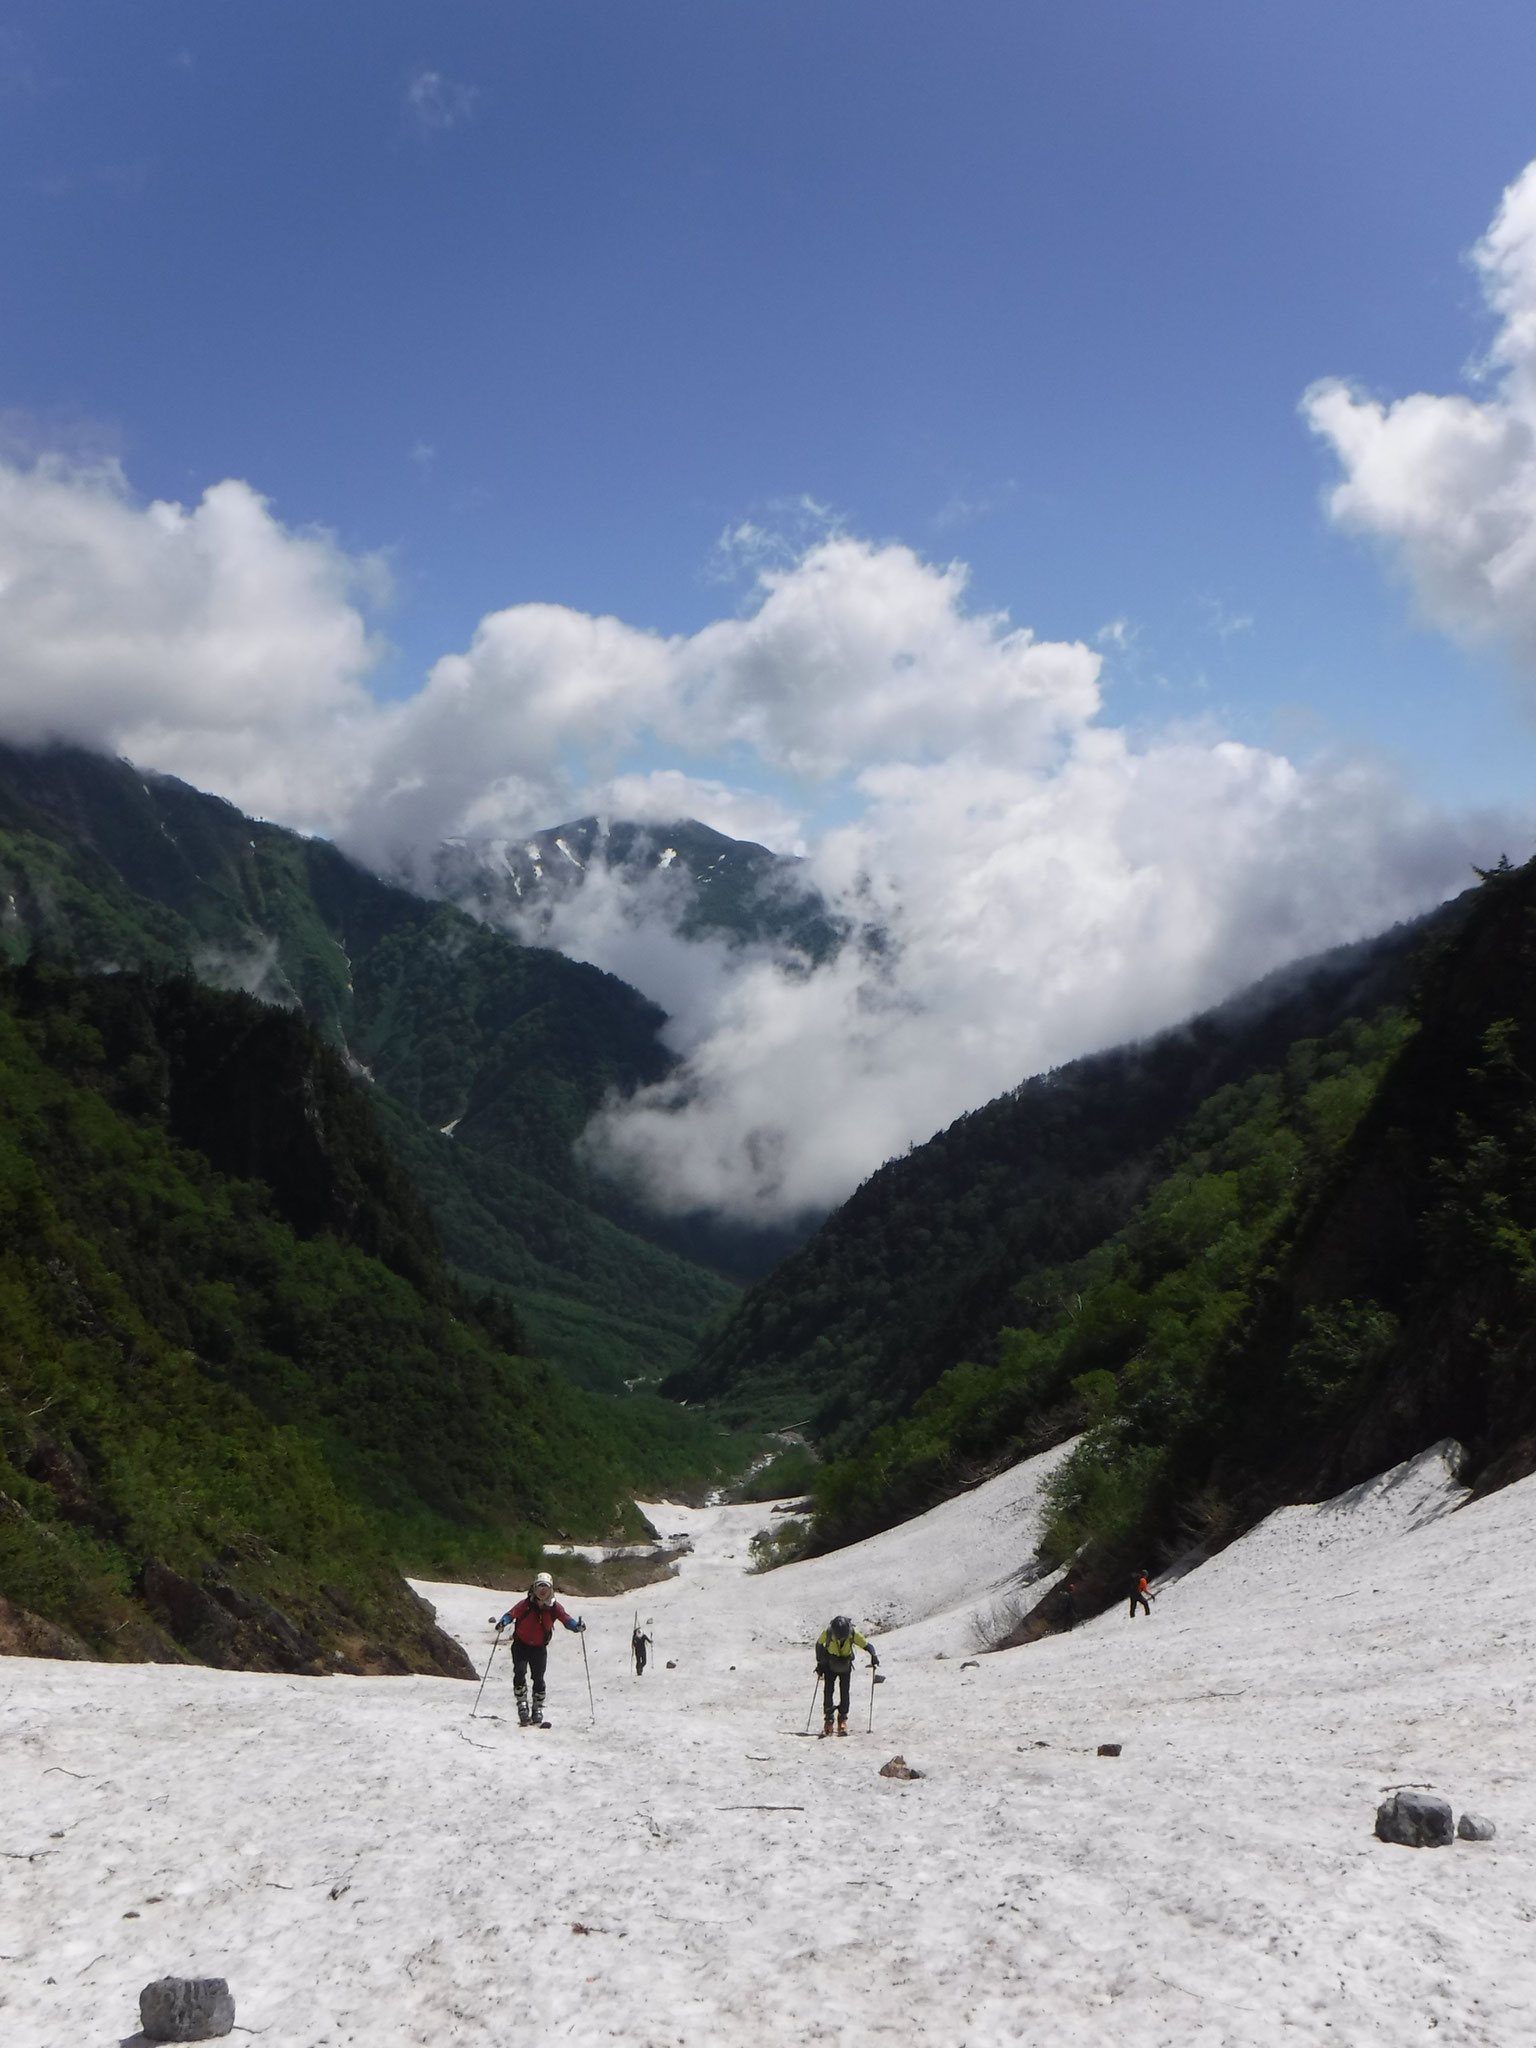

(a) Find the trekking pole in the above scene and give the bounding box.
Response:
[580,1625,595,1725]
[803,1676,821,1734]
[471,1622,504,1719]
[867,1661,877,1734]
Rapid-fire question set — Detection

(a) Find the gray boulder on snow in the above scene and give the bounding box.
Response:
[1374,1790,1454,1848]
[138,1976,235,2041]
[1457,1811,1497,1841]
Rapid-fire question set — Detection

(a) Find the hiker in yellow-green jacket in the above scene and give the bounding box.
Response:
[815,1614,879,1737]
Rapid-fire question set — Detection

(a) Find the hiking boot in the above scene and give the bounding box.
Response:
[514,1689,530,1727]
[821,1718,835,1738]
[837,1719,848,1737]
[531,1697,547,1727]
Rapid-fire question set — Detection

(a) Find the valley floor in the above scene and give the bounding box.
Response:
[2,1442,1532,2047]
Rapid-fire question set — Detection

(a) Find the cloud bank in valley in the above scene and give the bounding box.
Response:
[5,146,1535,1226]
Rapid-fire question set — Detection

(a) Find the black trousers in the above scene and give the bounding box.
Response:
[1128,1592,1151,1617]
[822,1666,851,1720]
[513,1640,549,1698]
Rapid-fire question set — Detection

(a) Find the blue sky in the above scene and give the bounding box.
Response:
[6,1,1536,809]
[8,3,1536,1215]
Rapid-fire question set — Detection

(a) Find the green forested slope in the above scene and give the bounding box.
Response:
[0,964,747,1667]
[812,1008,1414,1549]
[811,857,1536,1625]
[671,913,1461,1443]
[1191,854,1536,1507]
[0,742,737,1386]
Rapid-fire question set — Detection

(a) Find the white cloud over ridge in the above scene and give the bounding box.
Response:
[581,739,1491,1222]
[0,455,389,827]
[0,450,1516,1223]
[1306,159,1536,676]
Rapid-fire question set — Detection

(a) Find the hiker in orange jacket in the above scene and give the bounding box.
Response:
[1128,1571,1153,1619]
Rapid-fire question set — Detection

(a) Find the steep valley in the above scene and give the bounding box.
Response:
[0,741,756,1391]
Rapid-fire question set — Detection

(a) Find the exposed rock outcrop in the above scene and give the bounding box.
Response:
[0,1593,91,1660]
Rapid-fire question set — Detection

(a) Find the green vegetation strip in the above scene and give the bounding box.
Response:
[0,965,752,1661]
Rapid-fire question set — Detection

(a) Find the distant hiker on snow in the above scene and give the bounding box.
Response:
[815,1615,878,1737]
[632,1622,652,1676]
[1128,1572,1153,1619]
[498,1572,585,1726]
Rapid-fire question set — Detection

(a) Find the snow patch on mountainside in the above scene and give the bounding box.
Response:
[2,1443,1532,2047]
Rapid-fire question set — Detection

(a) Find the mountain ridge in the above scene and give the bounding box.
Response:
[668,899,1473,1446]
[425,812,845,963]
[0,741,747,1387]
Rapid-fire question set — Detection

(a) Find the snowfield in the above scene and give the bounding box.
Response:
[3,1439,1533,2047]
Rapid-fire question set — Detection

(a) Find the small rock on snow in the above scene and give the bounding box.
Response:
[1097,1743,1123,1757]
[1375,1790,1454,1848]
[879,1755,924,1780]
[1457,1811,1497,1841]
[138,1975,235,2040]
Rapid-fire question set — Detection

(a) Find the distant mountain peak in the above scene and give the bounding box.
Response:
[423,814,847,962]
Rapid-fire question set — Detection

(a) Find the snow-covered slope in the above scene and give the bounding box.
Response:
[639,1437,1076,1657]
[3,1441,1531,2047]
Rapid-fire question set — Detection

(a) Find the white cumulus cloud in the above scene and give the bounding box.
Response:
[1306,159,1536,676]
[582,729,1498,1223]
[0,455,388,827]
[349,537,1101,874]
[0,452,1516,1224]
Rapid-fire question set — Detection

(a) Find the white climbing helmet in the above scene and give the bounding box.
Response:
[533,1571,554,1590]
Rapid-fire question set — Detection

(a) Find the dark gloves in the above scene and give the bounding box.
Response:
[869,1650,880,1669]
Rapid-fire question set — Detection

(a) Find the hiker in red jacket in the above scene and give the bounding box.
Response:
[498,1572,585,1726]
[1128,1571,1153,1619]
